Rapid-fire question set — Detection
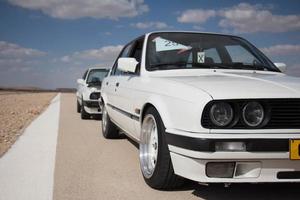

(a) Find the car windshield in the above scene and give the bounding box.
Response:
[87,69,109,84]
[146,32,278,72]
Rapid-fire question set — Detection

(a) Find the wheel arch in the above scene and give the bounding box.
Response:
[140,99,171,129]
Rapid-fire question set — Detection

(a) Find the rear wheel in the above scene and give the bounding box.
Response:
[139,107,185,190]
[102,104,119,139]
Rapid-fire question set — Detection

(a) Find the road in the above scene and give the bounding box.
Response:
[52,93,300,200]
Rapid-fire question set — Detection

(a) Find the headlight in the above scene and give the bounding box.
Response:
[209,102,233,127]
[242,102,264,127]
[90,92,100,100]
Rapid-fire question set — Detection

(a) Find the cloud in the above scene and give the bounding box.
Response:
[0,41,46,70]
[260,44,300,56]
[7,0,149,20]
[177,3,300,33]
[219,3,300,33]
[130,21,170,29]
[177,9,216,24]
[0,41,46,58]
[61,45,123,65]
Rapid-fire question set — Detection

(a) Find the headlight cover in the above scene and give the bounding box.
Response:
[242,101,264,127]
[90,92,100,100]
[209,102,233,127]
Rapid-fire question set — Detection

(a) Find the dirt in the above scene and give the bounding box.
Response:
[0,91,56,157]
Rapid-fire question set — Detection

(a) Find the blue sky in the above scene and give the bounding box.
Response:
[0,0,300,89]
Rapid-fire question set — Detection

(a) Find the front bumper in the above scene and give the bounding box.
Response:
[166,129,300,183]
[83,100,101,114]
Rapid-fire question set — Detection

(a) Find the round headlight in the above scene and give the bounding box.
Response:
[209,102,233,127]
[242,102,264,127]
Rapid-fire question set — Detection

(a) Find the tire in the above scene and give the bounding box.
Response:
[139,107,185,190]
[81,99,90,119]
[77,100,81,113]
[102,104,119,139]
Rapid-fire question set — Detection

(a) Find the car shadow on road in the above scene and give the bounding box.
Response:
[123,134,300,200]
[191,182,300,200]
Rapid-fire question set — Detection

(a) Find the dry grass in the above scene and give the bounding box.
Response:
[0,92,56,157]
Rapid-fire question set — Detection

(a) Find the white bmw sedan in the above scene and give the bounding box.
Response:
[100,31,300,189]
[76,67,109,119]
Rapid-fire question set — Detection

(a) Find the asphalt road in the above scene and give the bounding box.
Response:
[53,94,300,200]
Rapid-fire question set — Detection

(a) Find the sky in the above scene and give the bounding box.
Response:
[0,0,300,89]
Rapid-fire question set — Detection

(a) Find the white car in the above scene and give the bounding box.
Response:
[100,31,300,189]
[76,67,109,119]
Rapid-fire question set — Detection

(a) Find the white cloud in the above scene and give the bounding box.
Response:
[0,41,46,70]
[177,9,216,24]
[8,0,148,20]
[177,3,300,33]
[260,44,300,56]
[61,45,123,64]
[130,21,170,29]
[0,41,46,58]
[219,3,300,33]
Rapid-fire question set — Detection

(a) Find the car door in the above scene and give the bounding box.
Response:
[105,43,135,131]
[77,69,89,104]
[112,38,144,139]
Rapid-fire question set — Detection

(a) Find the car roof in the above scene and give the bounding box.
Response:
[130,31,239,42]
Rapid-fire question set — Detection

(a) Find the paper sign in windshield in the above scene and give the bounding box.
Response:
[197,52,205,63]
[154,37,190,52]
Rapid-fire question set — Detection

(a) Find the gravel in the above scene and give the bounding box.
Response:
[0,92,56,157]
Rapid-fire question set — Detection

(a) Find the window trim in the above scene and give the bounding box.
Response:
[111,35,145,76]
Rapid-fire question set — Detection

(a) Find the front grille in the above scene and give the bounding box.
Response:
[202,99,300,129]
[84,101,99,108]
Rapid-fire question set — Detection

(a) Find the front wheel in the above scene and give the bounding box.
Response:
[77,100,81,113]
[139,107,185,190]
[81,98,90,119]
[102,104,119,139]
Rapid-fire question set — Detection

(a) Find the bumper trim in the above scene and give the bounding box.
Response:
[83,100,100,108]
[165,132,289,152]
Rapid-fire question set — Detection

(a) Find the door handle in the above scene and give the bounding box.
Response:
[116,82,120,87]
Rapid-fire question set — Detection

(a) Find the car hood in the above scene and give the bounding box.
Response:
[161,70,300,99]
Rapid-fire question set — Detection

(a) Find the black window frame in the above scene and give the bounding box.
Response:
[111,35,145,76]
[82,69,89,80]
[145,32,280,72]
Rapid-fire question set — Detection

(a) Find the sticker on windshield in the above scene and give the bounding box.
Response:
[197,52,205,63]
[153,37,190,52]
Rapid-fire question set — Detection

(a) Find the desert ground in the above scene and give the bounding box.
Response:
[0,91,56,156]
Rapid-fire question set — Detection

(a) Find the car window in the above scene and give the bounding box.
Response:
[204,48,221,63]
[146,33,276,71]
[225,45,257,65]
[112,43,133,76]
[86,69,109,84]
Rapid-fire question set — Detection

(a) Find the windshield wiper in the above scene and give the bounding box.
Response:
[230,63,268,71]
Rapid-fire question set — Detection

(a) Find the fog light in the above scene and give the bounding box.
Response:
[215,142,246,152]
[206,162,235,178]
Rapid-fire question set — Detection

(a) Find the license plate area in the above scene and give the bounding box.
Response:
[290,139,300,160]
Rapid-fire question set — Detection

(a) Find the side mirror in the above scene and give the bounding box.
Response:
[77,78,85,85]
[274,63,287,73]
[117,58,138,73]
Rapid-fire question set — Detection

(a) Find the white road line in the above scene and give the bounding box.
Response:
[0,93,61,200]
